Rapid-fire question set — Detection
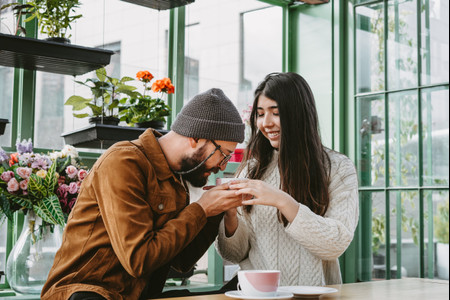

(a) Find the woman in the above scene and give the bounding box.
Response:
[216,72,359,286]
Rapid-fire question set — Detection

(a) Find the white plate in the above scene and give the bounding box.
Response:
[225,290,294,299]
[278,286,338,298]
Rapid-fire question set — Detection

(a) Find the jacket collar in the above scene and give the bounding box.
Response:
[136,129,176,181]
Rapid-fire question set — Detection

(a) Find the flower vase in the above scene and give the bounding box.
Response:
[6,211,63,295]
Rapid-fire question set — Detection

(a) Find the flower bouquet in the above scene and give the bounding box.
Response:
[0,139,87,226]
[0,139,88,294]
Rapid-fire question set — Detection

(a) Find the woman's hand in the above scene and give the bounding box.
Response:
[229,179,300,223]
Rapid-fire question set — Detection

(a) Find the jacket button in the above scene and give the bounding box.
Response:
[158,204,164,210]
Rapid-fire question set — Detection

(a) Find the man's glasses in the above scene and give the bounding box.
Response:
[210,140,232,167]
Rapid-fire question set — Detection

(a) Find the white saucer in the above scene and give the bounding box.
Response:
[278,286,338,298]
[225,290,294,299]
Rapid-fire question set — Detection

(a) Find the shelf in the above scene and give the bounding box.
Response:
[61,124,168,149]
[120,0,195,10]
[0,34,114,76]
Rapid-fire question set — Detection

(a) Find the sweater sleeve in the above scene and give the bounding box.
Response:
[285,153,359,260]
[215,209,251,264]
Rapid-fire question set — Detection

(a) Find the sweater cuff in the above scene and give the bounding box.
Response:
[216,217,249,263]
[285,204,315,237]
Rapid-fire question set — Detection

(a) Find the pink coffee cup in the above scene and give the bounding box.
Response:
[237,270,281,297]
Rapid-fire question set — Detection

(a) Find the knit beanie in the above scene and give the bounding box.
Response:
[171,88,245,143]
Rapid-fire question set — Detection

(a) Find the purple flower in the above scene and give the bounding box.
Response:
[31,158,50,170]
[16,139,33,155]
[0,147,8,162]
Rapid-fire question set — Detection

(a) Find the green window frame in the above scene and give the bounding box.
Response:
[354,0,449,281]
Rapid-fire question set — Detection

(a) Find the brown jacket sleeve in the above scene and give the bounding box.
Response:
[171,213,224,273]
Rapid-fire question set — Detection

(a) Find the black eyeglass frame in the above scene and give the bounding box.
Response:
[210,140,232,167]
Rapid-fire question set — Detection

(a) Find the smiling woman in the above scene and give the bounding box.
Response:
[216,72,359,287]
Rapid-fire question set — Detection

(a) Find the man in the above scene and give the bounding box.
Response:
[41,88,245,300]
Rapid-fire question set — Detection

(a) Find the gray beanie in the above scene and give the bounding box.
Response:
[171,88,245,143]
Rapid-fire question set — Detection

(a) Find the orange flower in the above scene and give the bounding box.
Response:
[9,153,19,167]
[152,78,175,94]
[136,71,154,82]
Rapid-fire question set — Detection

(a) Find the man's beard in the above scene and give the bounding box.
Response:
[179,146,220,187]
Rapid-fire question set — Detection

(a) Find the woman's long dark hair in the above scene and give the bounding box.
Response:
[238,72,331,223]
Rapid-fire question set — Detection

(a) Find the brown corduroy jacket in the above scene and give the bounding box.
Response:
[41,130,222,300]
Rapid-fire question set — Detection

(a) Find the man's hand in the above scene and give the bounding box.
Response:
[196,184,243,217]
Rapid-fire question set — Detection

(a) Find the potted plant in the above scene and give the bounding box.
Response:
[24,0,82,43]
[119,70,173,129]
[65,68,137,125]
[434,198,449,280]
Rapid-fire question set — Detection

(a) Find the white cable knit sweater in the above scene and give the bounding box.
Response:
[215,149,359,286]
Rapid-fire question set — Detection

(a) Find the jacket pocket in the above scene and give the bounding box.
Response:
[149,194,177,215]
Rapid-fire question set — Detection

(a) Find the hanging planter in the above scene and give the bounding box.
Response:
[62,124,168,149]
[0,34,113,76]
[120,0,195,10]
[0,119,9,135]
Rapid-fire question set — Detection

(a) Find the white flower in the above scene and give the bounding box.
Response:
[61,145,79,159]
[50,151,63,161]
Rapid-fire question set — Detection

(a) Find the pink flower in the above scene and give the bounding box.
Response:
[1,171,15,182]
[68,182,78,194]
[16,167,32,179]
[58,175,66,185]
[7,178,20,193]
[68,198,77,210]
[19,179,29,191]
[65,166,78,179]
[57,184,69,199]
[78,169,88,181]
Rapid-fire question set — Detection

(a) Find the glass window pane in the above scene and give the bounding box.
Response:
[32,1,170,150]
[356,3,385,93]
[0,66,13,147]
[298,5,333,147]
[389,91,419,187]
[357,95,386,187]
[185,0,282,121]
[371,192,388,280]
[390,191,420,278]
[387,0,418,90]
[421,0,450,85]
[34,72,68,149]
[422,87,449,186]
[424,190,449,279]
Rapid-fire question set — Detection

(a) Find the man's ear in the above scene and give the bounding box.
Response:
[188,137,200,149]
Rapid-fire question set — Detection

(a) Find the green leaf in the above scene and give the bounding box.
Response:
[40,194,65,226]
[65,95,91,110]
[0,193,14,222]
[73,113,90,118]
[121,77,135,84]
[44,161,58,192]
[56,156,71,174]
[96,68,107,82]
[28,174,46,199]
[6,193,33,210]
